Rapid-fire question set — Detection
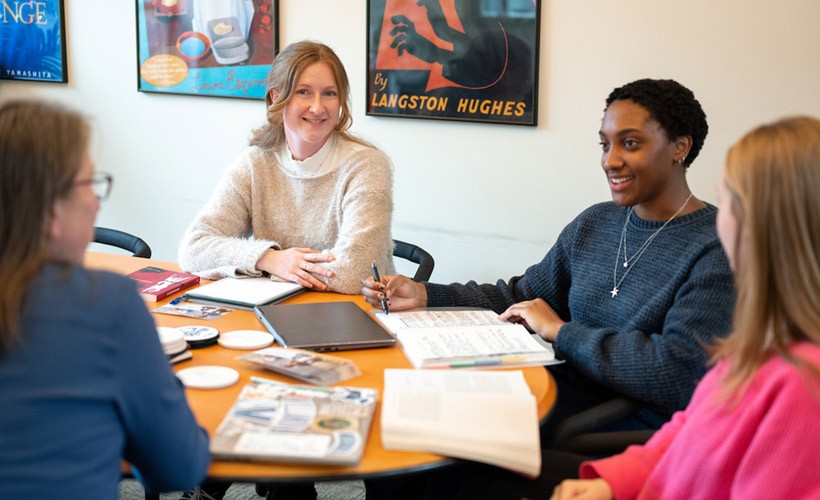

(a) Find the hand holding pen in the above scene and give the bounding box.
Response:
[362,270,429,312]
[371,261,389,314]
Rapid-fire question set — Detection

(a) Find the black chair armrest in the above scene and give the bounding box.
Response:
[555,429,655,456]
[393,239,435,282]
[93,227,152,258]
[548,397,643,447]
[547,396,656,456]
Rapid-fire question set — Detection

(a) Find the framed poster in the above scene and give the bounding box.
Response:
[367,0,540,126]
[136,0,278,99]
[0,0,68,83]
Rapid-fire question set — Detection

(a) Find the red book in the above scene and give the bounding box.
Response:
[127,266,200,302]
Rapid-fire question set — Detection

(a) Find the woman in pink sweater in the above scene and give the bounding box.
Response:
[551,116,820,500]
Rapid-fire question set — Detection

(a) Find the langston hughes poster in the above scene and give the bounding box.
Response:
[367,0,540,126]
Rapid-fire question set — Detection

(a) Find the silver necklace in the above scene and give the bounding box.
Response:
[610,193,693,298]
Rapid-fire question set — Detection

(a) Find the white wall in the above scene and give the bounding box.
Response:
[3,0,819,284]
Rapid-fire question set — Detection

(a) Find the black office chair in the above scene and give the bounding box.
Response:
[93,227,152,258]
[393,239,435,282]
[546,396,655,456]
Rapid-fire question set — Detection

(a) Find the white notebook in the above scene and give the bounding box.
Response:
[185,277,304,310]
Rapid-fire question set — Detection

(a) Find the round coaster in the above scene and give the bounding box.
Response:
[157,327,187,355]
[157,326,183,343]
[217,330,273,350]
[177,326,219,348]
[176,366,239,390]
[178,325,219,341]
[187,337,219,349]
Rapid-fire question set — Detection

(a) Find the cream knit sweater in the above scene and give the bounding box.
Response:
[178,134,395,294]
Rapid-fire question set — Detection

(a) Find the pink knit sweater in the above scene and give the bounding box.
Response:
[582,342,820,499]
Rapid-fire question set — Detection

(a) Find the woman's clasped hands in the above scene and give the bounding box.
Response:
[257,247,335,291]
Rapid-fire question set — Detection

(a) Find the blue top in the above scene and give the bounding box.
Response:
[426,202,736,427]
[0,263,210,498]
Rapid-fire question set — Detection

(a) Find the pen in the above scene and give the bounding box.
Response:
[371,261,389,315]
[169,295,188,305]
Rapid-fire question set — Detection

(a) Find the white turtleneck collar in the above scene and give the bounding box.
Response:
[277,134,339,178]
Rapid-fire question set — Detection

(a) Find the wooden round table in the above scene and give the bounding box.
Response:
[88,252,556,482]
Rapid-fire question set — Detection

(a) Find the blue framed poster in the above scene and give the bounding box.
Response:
[0,0,68,83]
[136,0,277,100]
[367,0,540,126]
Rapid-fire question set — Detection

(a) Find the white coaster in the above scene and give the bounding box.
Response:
[157,326,183,343]
[177,325,219,342]
[176,366,239,390]
[157,326,187,355]
[218,330,273,350]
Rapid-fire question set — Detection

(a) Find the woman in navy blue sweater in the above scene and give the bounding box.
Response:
[365,78,735,430]
[362,79,736,500]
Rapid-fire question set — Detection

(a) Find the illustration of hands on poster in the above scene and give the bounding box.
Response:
[0,0,67,83]
[367,0,540,126]
[136,0,277,99]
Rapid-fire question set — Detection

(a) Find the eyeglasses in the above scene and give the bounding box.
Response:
[73,172,113,201]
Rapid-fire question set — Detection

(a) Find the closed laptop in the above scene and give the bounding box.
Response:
[254,302,396,352]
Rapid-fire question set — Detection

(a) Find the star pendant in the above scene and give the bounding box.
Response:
[610,287,619,298]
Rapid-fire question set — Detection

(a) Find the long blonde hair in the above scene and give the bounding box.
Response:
[714,116,820,397]
[0,100,90,355]
[249,40,371,150]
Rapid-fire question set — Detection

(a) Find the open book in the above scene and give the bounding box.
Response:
[210,377,377,466]
[381,369,541,476]
[375,309,560,369]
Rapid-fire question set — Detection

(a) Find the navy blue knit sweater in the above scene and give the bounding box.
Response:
[426,202,735,427]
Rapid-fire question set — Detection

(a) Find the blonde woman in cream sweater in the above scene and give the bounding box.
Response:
[179,41,394,295]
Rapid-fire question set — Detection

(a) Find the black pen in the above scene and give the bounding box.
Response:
[371,261,389,315]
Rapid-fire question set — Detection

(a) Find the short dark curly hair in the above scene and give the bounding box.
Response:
[605,79,708,167]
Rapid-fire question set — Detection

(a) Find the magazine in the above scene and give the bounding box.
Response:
[210,377,377,466]
[238,348,362,385]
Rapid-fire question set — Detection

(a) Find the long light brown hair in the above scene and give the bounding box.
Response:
[713,116,820,398]
[0,100,90,355]
[249,40,371,150]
